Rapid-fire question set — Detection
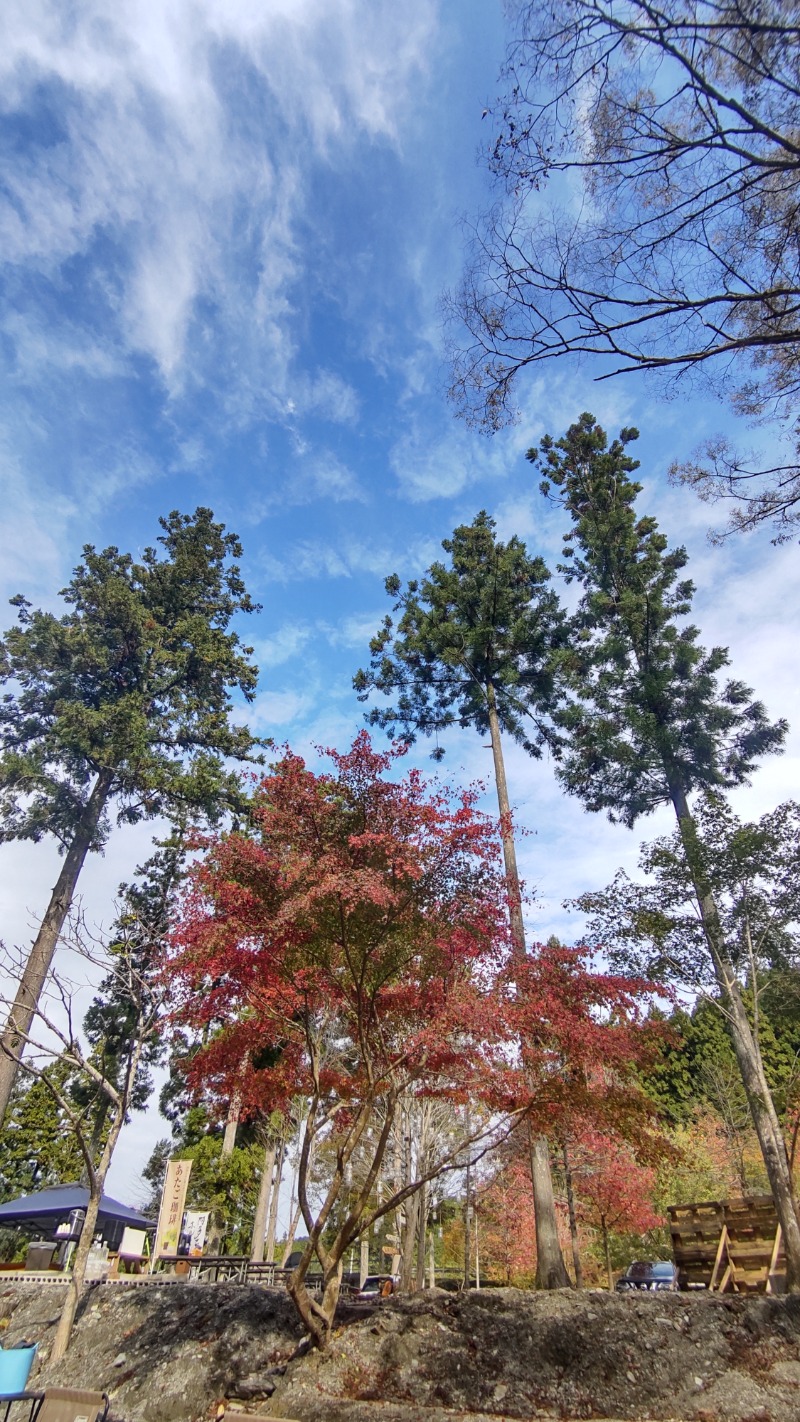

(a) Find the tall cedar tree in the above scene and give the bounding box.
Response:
[0,508,262,1123]
[527,414,799,1284]
[168,733,515,1345]
[74,834,187,1165]
[354,514,573,1287]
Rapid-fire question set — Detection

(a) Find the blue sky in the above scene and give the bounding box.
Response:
[2,0,799,1205]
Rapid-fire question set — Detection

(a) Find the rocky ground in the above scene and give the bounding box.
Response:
[1,1280,800,1422]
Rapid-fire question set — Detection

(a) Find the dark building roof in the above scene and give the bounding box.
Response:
[0,1183,153,1235]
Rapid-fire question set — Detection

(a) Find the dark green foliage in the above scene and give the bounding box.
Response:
[354,511,565,758]
[528,415,786,824]
[636,1009,698,1128]
[182,1136,263,1255]
[140,1138,171,1219]
[0,1057,86,1199]
[74,834,188,1143]
[642,995,800,1139]
[0,507,264,851]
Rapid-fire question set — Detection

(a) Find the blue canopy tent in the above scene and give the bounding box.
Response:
[0,1184,153,1250]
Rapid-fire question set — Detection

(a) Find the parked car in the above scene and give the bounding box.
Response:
[615,1260,678,1292]
[355,1273,398,1300]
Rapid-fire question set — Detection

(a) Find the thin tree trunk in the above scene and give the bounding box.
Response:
[264,1138,285,1263]
[250,1140,277,1263]
[0,769,113,1127]
[669,779,800,1291]
[222,1091,242,1155]
[281,1202,302,1267]
[50,1185,103,1364]
[415,1182,427,1291]
[485,682,526,956]
[474,1193,480,1290]
[51,1051,133,1362]
[463,1143,471,1289]
[281,1125,316,1267]
[601,1216,613,1292]
[485,684,571,1289]
[79,1093,112,1188]
[562,1139,584,1289]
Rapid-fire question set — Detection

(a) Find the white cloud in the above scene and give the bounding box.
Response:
[0,449,76,602]
[0,0,439,402]
[247,686,315,730]
[323,609,389,650]
[302,452,366,503]
[390,423,500,502]
[297,371,361,426]
[258,532,437,583]
[253,622,312,668]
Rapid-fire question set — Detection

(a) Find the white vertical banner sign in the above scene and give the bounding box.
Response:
[183,1209,210,1255]
[152,1159,193,1262]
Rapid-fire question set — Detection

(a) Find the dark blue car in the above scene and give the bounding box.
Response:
[615,1260,678,1292]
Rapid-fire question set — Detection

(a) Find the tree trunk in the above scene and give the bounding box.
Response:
[486,684,571,1289]
[474,1194,480,1290]
[51,1077,127,1363]
[264,1138,285,1263]
[50,1186,102,1364]
[281,1202,302,1266]
[415,1182,428,1291]
[669,780,800,1291]
[290,1265,343,1351]
[602,1216,613,1292]
[530,1132,571,1288]
[0,769,113,1127]
[288,1219,346,1351]
[485,683,526,956]
[562,1139,584,1289]
[463,1146,472,1288]
[250,1140,277,1263]
[399,1188,422,1293]
[222,1091,242,1156]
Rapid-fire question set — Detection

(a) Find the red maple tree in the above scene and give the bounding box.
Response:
[484,943,665,1289]
[166,733,515,1345]
[569,1128,661,1288]
[477,1154,541,1285]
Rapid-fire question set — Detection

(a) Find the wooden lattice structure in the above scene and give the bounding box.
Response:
[668,1195,785,1293]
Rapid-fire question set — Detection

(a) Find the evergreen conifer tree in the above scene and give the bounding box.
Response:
[355,513,572,1288]
[0,508,263,1123]
[74,834,187,1165]
[0,1057,86,1199]
[528,414,800,1285]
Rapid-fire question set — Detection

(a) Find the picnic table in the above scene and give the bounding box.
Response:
[152,1255,323,1290]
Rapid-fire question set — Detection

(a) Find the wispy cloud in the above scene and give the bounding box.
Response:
[246,686,316,731]
[1,0,438,408]
[258,533,438,583]
[322,610,390,650]
[252,622,313,669]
